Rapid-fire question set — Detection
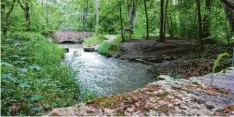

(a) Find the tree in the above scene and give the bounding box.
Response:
[196,0,203,45]
[46,0,49,26]
[202,0,212,39]
[18,0,30,31]
[2,0,17,35]
[82,0,89,31]
[144,0,149,40]
[128,0,137,39]
[221,0,234,32]
[94,0,99,25]
[159,0,165,42]
[164,0,169,39]
[119,2,125,42]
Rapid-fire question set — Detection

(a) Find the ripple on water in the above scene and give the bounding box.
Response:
[63,46,155,97]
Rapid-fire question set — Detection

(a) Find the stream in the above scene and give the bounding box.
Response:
[58,44,155,97]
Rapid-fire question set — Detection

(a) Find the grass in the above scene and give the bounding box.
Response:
[1,32,95,116]
[83,35,107,47]
[112,35,122,44]
[97,42,120,56]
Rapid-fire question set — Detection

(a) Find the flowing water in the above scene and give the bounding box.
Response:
[58,44,155,97]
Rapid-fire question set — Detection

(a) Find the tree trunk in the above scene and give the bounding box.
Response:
[41,0,44,29]
[222,0,234,32]
[202,0,212,38]
[196,0,203,45]
[82,0,89,31]
[221,0,234,9]
[25,0,30,31]
[163,0,169,38]
[46,0,49,27]
[3,0,17,35]
[119,2,125,42]
[225,18,231,44]
[144,0,149,40]
[18,0,30,31]
[1,0,6,22]
[159,0,165,42]
[128,0,137,39]
[95,0,99,25]
[169,18,173,38]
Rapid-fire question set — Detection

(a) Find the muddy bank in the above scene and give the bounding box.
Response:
[118,40,233,79]
[119,40,199,60]
[48,68,234,116]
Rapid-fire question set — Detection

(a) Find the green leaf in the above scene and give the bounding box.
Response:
[0,62,14,67]
[29,64,41,71]
[19,82,30,88]
[30,106,44,115]
[27,95,44,102]
[18,68,28,74]
[2,74,18,83]
[212,52,230,73]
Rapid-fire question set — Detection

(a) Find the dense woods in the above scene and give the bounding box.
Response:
[1,0,234,42]
[1,0,234,116]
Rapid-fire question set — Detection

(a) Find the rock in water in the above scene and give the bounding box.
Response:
[83,47,95,52]
[65,48,69,53]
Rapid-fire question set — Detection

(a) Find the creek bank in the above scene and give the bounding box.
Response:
[48,68,234,116]
[119,39,199,60]
[114,40,233,79]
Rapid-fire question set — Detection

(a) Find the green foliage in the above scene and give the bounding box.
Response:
[1,32,80,115]
[83,35,107,47]
[212,52,230,73]
[97,42,120,56]
[112,35,122,44]
[2,0,233,43]
[94,25,103,35]
[210,52,230,86]
[78,88,97,102]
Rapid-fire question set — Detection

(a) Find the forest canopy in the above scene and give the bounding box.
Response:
[1,0,234,43]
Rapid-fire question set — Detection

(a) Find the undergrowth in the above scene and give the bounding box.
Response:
[97,42,120,56]
[1,32,94,116]
[83,35,107,47]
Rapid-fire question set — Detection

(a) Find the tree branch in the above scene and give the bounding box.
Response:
[17,0,25,10]
[6,0,17,17]
[3,0,17,35]
[221,0,234,9]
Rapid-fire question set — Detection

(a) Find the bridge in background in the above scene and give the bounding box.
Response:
[55,31,93,43]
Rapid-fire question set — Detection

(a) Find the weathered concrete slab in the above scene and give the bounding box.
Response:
[191,68,234,95]
[48,69,234,116]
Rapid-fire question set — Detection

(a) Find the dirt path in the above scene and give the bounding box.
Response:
[93,35,118,50]
[48,68,234,116]
[104,35,118,43]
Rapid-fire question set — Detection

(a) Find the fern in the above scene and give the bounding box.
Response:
[210,52,230,86]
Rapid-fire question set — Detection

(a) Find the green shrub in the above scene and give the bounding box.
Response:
[83,35,107,47]
[97,42,120,56]
[1,32,82,115]
[112,35,122,44]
